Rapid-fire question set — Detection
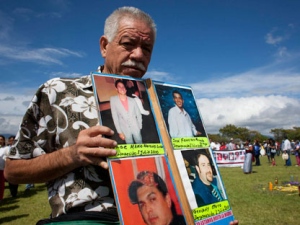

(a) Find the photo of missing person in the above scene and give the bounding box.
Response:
[154,83,206,139]
[93,75,160,144]
[109,156,185,225]
[174,149,227,209]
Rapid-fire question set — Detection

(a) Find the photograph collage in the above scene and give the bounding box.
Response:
[92,73,234,225]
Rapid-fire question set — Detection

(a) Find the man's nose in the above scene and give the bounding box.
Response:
[145,203,153,213]
[130,47,144,60]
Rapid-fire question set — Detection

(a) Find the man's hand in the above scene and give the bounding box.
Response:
[5,125,118,184]
[119,133,125,141]
[72,125,118,169]
[196,131,202,136]
[229,220,239,225]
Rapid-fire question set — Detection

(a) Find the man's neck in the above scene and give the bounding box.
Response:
[200,177,211,186]
[119,94,127,101]
[176,105,184,112]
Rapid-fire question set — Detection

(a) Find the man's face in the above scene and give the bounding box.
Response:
[116,82,127,95]
[173,93,183,109]
[101,18,155,78]
[0,137,4,146]
[196,155,213,185]
[8,137,14,146]
[136,185,173,225]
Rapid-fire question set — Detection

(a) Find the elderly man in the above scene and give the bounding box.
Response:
[5,7,155,225]
[4,6,238,225]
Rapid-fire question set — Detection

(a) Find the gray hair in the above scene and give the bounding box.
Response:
[104,6,156,42]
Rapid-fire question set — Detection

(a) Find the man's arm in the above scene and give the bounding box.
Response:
[186,112,201,136]
[110,96,122,134]
[4,125,117,184]
[168,108,178,138]
[133,99,142,129]
[110,97,126,140]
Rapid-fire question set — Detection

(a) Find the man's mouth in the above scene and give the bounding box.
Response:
[121,60,146,72]
[148,215,159,224]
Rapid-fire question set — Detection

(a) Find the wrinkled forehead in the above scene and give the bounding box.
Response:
[117,17,155,41]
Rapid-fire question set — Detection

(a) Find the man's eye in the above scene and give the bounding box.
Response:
[143,47,151,53]
[122,42,134,47]
[150,197,156,202]
[142,45,152,54]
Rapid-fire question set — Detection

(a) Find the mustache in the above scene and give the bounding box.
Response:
[121,60,146,72]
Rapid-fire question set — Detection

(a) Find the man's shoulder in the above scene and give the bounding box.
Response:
[44,75,91,87]
[170,214,186,225]
[110,95,118,101]
[192,176,202,189]
[168,106,178,114]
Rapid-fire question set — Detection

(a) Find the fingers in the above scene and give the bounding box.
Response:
[78,125,117,148]
[72,125,118,168]
[89,147,117,158]
[79,147,116,170]
[119,133,125,140]
[85,125,114,137]
[93,158,109,169]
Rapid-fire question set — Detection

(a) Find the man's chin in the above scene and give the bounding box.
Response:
[207,175,213,182]
[122,68,145,78]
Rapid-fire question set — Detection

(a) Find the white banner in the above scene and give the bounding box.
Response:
[212,149,245,167]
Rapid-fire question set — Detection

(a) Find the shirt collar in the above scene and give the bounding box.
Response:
[174,105,187,115]
[82,65,104,91]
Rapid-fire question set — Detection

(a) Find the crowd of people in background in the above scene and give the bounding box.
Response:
[210,136,300,169]
[0,135,35,202]
[0,135,18,201]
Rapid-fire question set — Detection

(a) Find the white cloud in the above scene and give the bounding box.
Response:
[190,63,300,99]
[0,45,84,65]
[13,7,63,19]
[12,8,34,20]
[0,11,13,40]
[190,54,300,136]
[0,91,33,135]
[37,12,62,18]
[144,70,176,82]
[0,9,83,66]
[275,46,290,58]
[49,71,83,78]
[197,95,300,135]
[191,71,299,99]
[265,30,284,45]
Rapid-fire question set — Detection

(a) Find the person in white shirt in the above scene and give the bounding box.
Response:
[168,90,201,138]
[0,135,7,201]
[282,136,292,166]
[210,139,217,150]
[226,138,236,150]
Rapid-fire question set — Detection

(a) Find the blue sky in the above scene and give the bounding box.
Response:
[0,0,299,136]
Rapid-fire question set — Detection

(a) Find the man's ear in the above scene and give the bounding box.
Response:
[100,35,108,58]
[165,193,172,208]
[195,165,200,175]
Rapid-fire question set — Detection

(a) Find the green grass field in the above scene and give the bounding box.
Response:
[1,154,299,225]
